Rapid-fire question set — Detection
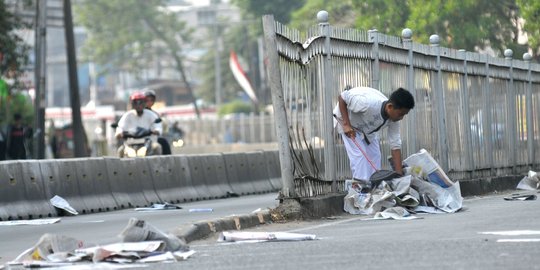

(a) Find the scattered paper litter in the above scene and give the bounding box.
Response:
[516,171,540,191]
[134,203,182,211]
[503,194,537,201]
[372,207,420,220]
[0,218,61,226]
[50,195,78,215]
[218,231,317,242]
[118,218,189,252]
[9,219,195,266]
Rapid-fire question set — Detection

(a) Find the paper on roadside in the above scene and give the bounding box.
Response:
[372,207,420,220]
[50,195,79,215]
[516,171,540,191]
[10,233,89,264]
[9,219,196,266]
[503,194,537,201]
[119,218,189,252]
[134,203,182,211]
[138,250,196,263]
[0,218,61,226]
[218,231,317,242]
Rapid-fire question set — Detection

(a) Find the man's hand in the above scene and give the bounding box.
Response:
[343,124,356,138]
[151,130,159,135]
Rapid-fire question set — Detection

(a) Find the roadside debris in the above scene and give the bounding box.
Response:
[501,170,539,201]
[218,231,317,242]
[8,218,194,268]
[344,149,463,217]
[516,171,540,191]
[119,218,189,252]
[0,218,61,226]
[189,208,213,213]
[503,194,537,201]
[134,202,182,211]
[372,207,421,220]
[50,195,78,215]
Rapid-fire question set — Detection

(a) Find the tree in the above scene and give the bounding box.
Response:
[290,0,357,30]
[289,0,523,57]
[517,0,540,58]
[74,0,200,116]
[0,1,32,128]
[0,1,30,75]
[194,0,305,106]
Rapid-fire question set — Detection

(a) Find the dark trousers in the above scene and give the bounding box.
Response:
[158,137,171,155]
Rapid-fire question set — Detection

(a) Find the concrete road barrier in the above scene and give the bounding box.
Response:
[264,150,283,190]
[0,161,55,220]
[146,155,195,203]
[104,157,151,208]
[74,157,119,212]
[18,160,60,218]
[245,151,277,193]
[187,154,231,199]
[39,159,89,214]
[222,152,258,195]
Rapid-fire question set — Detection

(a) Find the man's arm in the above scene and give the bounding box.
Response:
[390,148,403,175]
[338,95,355,138]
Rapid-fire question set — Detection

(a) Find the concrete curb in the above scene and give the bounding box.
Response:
[175,175,527,244]
[175,210,273,243]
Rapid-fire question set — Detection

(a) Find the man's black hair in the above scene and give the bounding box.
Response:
[388,88,415,109]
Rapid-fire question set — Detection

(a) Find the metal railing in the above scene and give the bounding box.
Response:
[263,11,540,198]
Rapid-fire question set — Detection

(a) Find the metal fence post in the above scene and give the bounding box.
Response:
[459,49,474,174]
[318,10,337,189]
[430,34,449,172]
[402,28,417,155]
[523,52,534,169]
[368,29,380,90]
[483,55,495,174]
[505,49,517,174]
[262,15,295,197]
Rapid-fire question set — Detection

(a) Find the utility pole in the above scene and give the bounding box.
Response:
[34,0,47,159]
[63,0,88,157]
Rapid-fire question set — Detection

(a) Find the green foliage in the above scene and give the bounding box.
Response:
[0,92,34,127]
[289,0,522,56]
[0,1,30,75]
[233,0,305,29]
[196,24,257,105]
[74,0,192,76]
[290,0,357,30]
[198,0,307,106]
[517,0,540,57]
[405,0,519,54]
[217,100,254,116]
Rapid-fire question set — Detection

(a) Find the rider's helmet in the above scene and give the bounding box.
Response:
[143,89,156,99]
[130,91,146,102]
[130,92,146,109]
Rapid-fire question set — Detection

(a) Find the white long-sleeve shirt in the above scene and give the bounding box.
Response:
[333,86,402,150]
[115,109,162,140]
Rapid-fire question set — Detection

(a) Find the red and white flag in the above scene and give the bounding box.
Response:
[229,50,258,104]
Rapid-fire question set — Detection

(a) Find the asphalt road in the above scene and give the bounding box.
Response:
[3,191,540,270]
[180,191,540,270]
[0,193,280,265]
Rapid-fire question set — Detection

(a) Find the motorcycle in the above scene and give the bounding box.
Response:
[120,127,155,158]
[112,118,162,158]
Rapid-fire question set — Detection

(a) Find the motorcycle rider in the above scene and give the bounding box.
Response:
[143,89,172,155]
[115,91,162,157]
